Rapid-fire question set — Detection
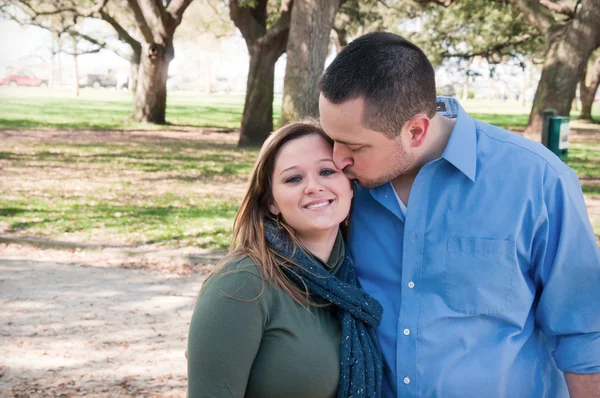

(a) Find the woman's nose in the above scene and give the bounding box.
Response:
[304,175,325,194]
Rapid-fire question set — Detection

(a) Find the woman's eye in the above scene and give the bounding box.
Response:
[348,146,362,153]
[285,176,302,183]
[320,168,336,176]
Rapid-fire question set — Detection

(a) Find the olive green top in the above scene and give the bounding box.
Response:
[187,236,344,398]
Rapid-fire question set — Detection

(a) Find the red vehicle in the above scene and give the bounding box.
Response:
[0,71,48,87]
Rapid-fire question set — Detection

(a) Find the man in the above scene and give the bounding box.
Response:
[319,32,600,397]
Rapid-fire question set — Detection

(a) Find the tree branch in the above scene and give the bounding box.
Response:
[146,0,170,36]
[21,0,109,19]
[260,1,293,46]
[125,0,154,43]
[504,0,555,36]
[89,0,111,16]
[60,47,103,56]
[539,0,576,17]
[280,0,293,12]
[2,3,72,34]
[68,29,131,60]
[165,0,193,23]
[99,10,142,54]
[441,34,534,60]
[412,0,456,7]
[229,0,266,45]
[6,0,110,34]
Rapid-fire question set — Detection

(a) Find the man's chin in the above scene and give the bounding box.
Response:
[344,170,388,189]
[353,177,389,189]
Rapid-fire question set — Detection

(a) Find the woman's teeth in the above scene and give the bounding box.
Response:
[306,200,331,210]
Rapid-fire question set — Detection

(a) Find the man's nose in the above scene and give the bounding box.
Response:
[333,143,353,170]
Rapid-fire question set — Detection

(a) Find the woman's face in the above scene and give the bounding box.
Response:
[269,134,353,242]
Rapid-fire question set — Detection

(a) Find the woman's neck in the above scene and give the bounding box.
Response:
[296,227,339,263]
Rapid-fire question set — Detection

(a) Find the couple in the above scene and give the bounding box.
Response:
[187,32,600,397]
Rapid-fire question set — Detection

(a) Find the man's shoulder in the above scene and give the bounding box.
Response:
[473,119,570,176]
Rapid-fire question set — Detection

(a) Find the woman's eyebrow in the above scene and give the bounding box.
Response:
[280,159,335,175]
[279,165,299,175]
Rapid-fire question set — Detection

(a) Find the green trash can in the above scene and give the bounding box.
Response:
[548,117,569,162]
[541,109,569,162]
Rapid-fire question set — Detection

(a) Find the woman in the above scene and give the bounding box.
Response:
[187,121,383,398]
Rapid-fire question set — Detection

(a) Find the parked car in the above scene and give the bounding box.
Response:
[0,71,47,87]
[79,73,118,89]
[211,76,233,93]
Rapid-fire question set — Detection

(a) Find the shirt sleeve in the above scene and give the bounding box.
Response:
[533,168,600,374]
[187,263,269,397]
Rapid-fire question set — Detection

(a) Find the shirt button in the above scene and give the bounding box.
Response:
[411,233,417,242]
[404,377,411,385]
[408,281,415,289]
[403,328,410,336]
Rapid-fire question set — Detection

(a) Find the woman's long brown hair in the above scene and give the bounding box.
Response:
[203,120,339,307]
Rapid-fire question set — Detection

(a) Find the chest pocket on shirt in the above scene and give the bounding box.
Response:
[445,236,516,315]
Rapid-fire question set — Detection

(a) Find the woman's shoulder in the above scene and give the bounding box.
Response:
[212,255,264,282]
[201,255,267,301]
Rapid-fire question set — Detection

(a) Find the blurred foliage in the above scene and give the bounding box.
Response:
[176,0,235,40]
[331,0,545,74]
[410,0,545,68]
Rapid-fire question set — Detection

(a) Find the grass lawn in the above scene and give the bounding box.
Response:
[1,131,258,250]
[1,89,599,247]
[0,87,280,130]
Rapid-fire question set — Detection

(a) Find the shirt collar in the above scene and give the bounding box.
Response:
[441,104,477,182]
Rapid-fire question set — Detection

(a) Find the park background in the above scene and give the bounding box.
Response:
[1,0,599,396]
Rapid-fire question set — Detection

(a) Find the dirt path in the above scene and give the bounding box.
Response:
[1,126,598,397]
[0,246,213,398]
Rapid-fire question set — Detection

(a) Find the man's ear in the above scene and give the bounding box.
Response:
[268,201,280,216]
[407,113,430,148]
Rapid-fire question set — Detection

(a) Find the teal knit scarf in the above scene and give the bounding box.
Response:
[265,223,383,398]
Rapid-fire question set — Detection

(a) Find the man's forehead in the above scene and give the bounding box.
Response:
[320,96,364,116]
[320,118,367,145]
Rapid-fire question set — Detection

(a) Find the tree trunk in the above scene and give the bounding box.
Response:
[129,49,141,94]
[238,36,288,146]
[332,26,348,50]
[50,32,57,89]
[71,36,79,97]
[526,0,600,136]
[51,32,62,88]
[230,0,292,146]
[280,0,342,126]
[132,41,173,124]
[462,58,472,101]
[579,55,600,120]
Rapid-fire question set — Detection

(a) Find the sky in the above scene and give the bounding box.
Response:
[0,18,537,99]
[0,18,287,91]
[0,20,129,77]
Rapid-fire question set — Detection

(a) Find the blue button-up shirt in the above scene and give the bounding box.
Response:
[348,105,600,397]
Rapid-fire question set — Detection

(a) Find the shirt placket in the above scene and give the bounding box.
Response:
[395,161,439,397]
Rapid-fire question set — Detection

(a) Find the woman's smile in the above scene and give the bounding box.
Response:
[304,199,334,210]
